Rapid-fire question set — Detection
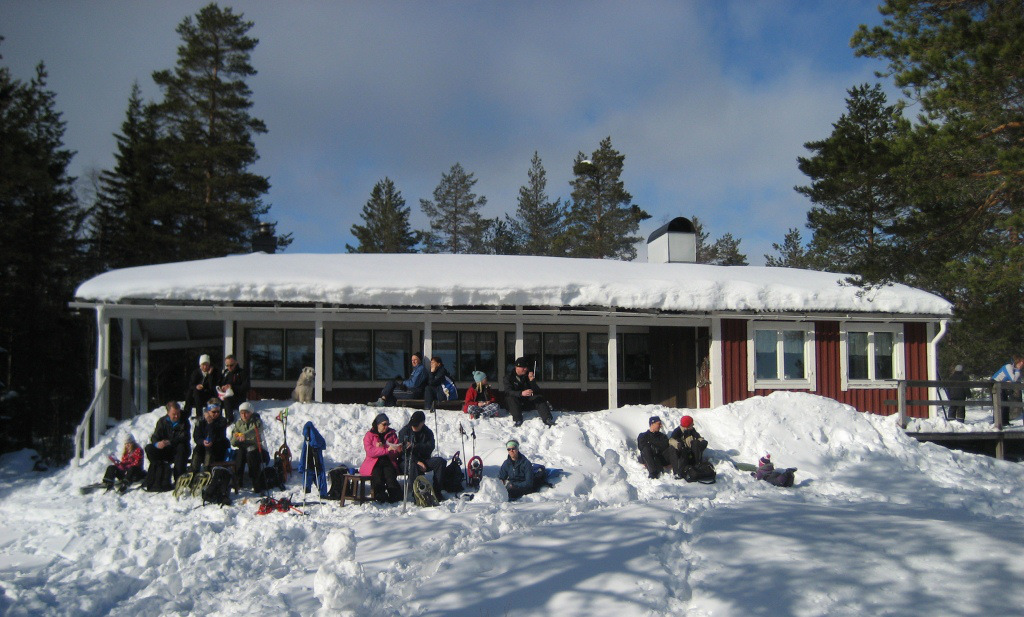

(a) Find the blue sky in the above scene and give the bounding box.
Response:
[0,1,889,263]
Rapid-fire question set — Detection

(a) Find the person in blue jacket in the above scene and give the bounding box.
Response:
[992,355,1024,425]
[423,356,458,409]
[373,352,427,406]
[498,439,538,501]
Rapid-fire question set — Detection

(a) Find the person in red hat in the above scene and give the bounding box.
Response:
[668,415,708,477]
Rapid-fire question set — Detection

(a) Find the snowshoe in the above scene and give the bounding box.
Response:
[173,472,195,499]
[466,455,484,489]
[412,475,440,507]
[190,471,212,497]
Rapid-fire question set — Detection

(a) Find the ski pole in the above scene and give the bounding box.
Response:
[431,400,439,450]
[402,436,413,512]
[471,424,477,459]
[459,423,466,475]
[302,438,309,506]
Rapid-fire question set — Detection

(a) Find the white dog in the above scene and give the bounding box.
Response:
[292,366,315,403]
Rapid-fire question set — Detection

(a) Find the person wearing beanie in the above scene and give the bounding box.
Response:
[504,357,555,428]
[463,371,501,419]
[498,439,541,500]
[190,398,229,473]
[944,364,969,423]
[184,353,218,419]
[373,352,428,406]
[231,402,269,492]
[358,413,404,503]
[668,415,708,476]
[636,416,681,479]
[397,410,449,497]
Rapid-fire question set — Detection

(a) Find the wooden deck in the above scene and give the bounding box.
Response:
[905,430,1024,461]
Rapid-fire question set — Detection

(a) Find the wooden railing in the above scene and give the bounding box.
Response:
[891,379,1023,430]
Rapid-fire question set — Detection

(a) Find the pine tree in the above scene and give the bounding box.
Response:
[765,228,818,269]
[0,59,91,450]
[419,162,488,254]
[152,2,283,258]
[485,218,520,255]
[347,178,418,253]
[692,216,714,264]
[691,216,748,265]
[565,137,650,260]
[89,83,170,270]
[509,151,565,256]
[796,84,909,280]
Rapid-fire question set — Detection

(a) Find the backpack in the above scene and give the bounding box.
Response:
[442,452,464,493]
[202,466,234,506]
[683,460,717,484]
[145,461,172,492]
[261,464,284,493]
[441,376,458,401]
[531,464,553,490]
[325,467,348,500]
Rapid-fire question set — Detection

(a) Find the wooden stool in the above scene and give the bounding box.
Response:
[208,460,242,493]
[339,474,373,506]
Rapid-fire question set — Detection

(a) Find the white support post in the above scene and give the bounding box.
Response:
[515,320,524,359]
[710,318,724,408]
[223,319,234,359]
[607,323,618,411]
[140,332,149,414]
[94,307,110,447]
[314,319,324,402]
[120,318,131,419]
[423,319,433,360]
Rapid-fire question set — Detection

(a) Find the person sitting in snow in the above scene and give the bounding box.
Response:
[145,401,191,491]
[101,435,145,492]
[397,410,448,498]
[372,352,428,406]
[190,399,229,473]
[184,353,218,419]
[423,356,458,410]
[637,415,681,480]
[504,357,555,428]
[668,415,708,475]
[752,453,796,487]
[359,413,405,503]
[464,371,502,418]
[498,439,543,500]
[231,402,269,492]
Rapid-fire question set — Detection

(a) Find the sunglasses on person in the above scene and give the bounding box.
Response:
[507,447,517,452]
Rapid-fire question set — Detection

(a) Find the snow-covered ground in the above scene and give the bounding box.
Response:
[2,392,1022,616]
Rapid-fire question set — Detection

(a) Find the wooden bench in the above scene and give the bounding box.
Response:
[339,474,373,506]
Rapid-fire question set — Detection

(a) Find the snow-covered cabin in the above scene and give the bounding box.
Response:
[72,218,952,446]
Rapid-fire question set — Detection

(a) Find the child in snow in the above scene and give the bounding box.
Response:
[463,371,502,418]
[752,454,796,487]
[668,415,708,476]
[102,435,145,492]
[359,413,404,503]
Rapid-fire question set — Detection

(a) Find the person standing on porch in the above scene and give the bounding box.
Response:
[372,352,427,406]
[505,357,555,428]
[217,354,249,423]
[184,354,217,419]
[992,355,1023,425]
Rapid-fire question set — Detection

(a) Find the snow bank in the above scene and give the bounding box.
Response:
[74,253,953,315]
[2,393,1022,616]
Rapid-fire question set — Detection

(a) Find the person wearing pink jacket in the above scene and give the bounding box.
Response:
[359,413,404,503]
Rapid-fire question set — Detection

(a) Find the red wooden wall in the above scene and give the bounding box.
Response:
[719,319,931,417]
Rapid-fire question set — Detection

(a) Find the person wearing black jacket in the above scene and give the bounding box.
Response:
[668,415,707,476]
[423,357,457,410]
[944,364,969,423]
[504,357,555,428]
[145,401,192,490]
[184,354,218,419]
[217,354,249,423]
[190,399,230,472]
[637,415,680,479]
[397,410,448,497]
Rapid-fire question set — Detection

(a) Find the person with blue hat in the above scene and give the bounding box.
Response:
[463,370,501,418]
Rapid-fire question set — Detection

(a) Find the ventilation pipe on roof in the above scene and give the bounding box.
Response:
[252,222,277,254]
[647,217,696,263]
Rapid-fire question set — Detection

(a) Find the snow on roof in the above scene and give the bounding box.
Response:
[73,253,953,315]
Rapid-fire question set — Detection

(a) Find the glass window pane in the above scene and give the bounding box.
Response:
[754,330,778,380]
[504,332,540,377]
[246,329,283,381]
[333,330,371,381]
[874,331,894,380]
[544,332,579,381]
[588,333,608,381]
[782,330,805,380]
[622,333,650,382]
[432,331,458,377]
[375,331,411,381]
[459,331,497,382]
[848,332,869,380]
[285,330,315,381]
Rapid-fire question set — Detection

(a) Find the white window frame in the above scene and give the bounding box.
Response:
[840,323,904,390]
[747,321,815,390]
